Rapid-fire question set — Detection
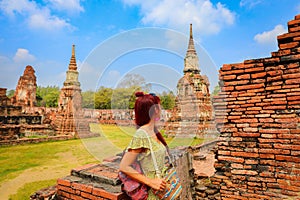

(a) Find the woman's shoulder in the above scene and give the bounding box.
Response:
[133,128,148,138]
[127,128,150,150]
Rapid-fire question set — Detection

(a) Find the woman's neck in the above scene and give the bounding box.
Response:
[141,120,155,134]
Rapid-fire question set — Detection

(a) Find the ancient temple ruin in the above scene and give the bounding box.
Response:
[11,65,37,107]
[210,14,300,199]
[31,14,300,200]
[0,86,54,142]
[166,24,215,137]
[52,45,96,138]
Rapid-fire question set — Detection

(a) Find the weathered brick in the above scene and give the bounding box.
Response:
[81,192,95,199]
[231,169,258,176]
[231,163,243,168]
[282,73,300,79]
[276,155,300,162]
[235,83,265,91]
[267,70,283,76]
[279,41,299,49]
[242,128,259,132]
[237,74,250,79]
[259,129,289,134]
[218,156,245,163]
[92,187,122,200]
[272,49,291,57]
[245,67,265,73]
[259,148,290,154]
[263,105,286,110]
[222,74,236,80]
[222,86,235,91]
[259,154,275,159]
[251,72,266,79]
[231,152,259,158]
[265,85,282,91]
[275,118,298,123]
[278,133,300,139]
[221,69,245,75]
[291,151,300,156]
[57,185,75,194]
[274,144,300,150]
[286,78,300,84]
[71,182,92,193]
[218,150,231,155]
[70,194,85,200]
[261,134,277,138]
[56,190,71,198]
[258,119,275,125]
[57,178,71,187]
[237,118,258,123]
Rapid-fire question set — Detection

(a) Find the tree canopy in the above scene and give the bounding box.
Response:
[36,86,60,107]
[34,73,176,110]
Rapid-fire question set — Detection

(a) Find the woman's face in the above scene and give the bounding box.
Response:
[155,104,161,120]
[149,103,161,121]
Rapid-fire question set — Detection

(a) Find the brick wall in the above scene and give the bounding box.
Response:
[213,14,300,199]
[31,147,196,200]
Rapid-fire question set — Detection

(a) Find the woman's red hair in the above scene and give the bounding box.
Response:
[134,92,160,127]
[134,92,167,147]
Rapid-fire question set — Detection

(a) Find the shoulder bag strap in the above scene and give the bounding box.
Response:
[140,129,161,178]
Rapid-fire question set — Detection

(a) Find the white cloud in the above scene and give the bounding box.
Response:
[254,24,287,45]
[13,48,36,63]
[28,12,72,31]
[45,0,84,14]
[0,0,35,16]
[121,0,235,35]
[239,0,262,9]
[0,0,74,31]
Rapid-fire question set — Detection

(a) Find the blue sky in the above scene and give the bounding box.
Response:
[0,0,299,93]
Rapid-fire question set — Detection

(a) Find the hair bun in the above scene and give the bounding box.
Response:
[135,91,144,97]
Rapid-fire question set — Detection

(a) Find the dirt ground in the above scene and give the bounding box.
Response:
[193,152,216,177]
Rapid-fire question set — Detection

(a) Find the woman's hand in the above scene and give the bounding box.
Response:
[148,178,166,191]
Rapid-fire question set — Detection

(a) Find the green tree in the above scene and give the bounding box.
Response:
[6,89,15,98]
[94,87,113,109]
[159,91,176,110]
[36,86,60,107]
[111,87,137,109]
[93,74,154,109]
[82,90,95,108]
[211,85,220,97]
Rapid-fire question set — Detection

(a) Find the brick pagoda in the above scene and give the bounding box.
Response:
[166,24,215,137]
[53,45,96,138]
[11,65,37,107]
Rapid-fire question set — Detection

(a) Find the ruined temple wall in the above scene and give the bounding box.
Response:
[31,147,196,200]
[212,14,300,199]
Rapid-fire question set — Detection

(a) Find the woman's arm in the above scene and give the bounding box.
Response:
[119,148,166,191]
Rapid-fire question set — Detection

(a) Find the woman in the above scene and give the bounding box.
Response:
[119,92,168,199]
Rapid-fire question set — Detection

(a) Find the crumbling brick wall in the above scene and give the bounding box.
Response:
[31,148,195,200]
[213,14,300,199]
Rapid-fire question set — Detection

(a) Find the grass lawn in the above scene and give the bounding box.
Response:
[0,124,205,199]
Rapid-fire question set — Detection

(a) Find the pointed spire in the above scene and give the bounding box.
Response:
[186,24,197,55]
[63,44,80,87]
[69,44,77,70]
[184,24,200,74]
